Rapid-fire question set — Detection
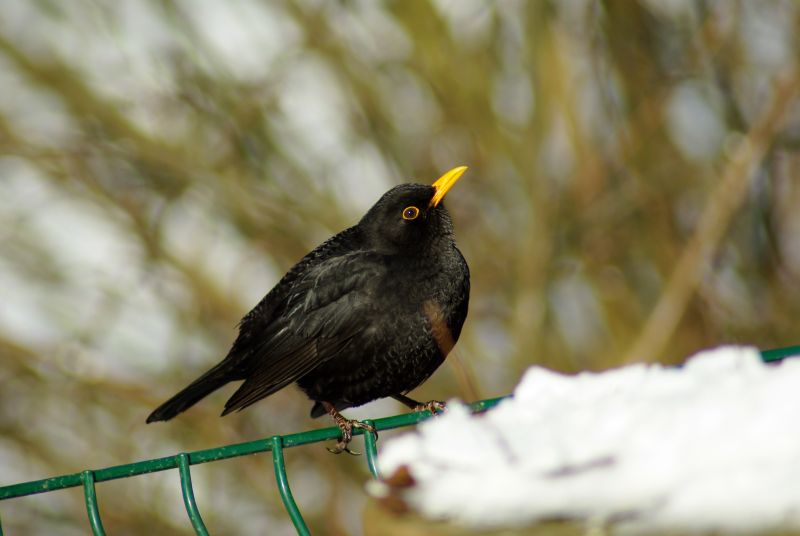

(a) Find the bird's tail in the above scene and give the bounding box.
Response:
[146,363,234,423]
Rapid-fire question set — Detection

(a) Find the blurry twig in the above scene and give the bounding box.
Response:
[448,351,482,402]
[623,71,800,364]
[0,32,194,193]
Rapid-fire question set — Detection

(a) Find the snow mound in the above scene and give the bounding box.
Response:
[374,346,800,533]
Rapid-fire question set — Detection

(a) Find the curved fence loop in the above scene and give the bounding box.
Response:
[81,470,107,536]
[271,436,310,535]
[362,419,380,479]
[177,453,210,536]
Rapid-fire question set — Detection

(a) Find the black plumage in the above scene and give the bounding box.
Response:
[147,167,470,453]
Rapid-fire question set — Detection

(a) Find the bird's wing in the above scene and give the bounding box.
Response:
[221,251,385,414]
[234,226,362,338]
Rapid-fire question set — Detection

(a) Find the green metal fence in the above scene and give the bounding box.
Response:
[1,345,798,535]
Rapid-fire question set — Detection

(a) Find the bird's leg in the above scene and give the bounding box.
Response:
[322,401,376,456]
[392,394,447,414]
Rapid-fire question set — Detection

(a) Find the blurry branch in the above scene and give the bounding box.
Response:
[6,135,247,326]
[623,70,800,363]
[0,35,258,325]
[0,32,194,196]
[0,336,45,378]
[0,333,159,408]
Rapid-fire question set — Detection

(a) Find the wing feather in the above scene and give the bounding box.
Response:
[221,252,384,414]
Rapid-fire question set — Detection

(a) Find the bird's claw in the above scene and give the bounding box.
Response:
[326,443,361,456]
[326,415,377,455]
[414,400,447,414]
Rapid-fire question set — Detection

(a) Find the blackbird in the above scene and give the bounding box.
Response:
[147,166,470,454]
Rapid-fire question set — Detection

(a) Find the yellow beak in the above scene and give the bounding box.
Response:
[429,165,468,208]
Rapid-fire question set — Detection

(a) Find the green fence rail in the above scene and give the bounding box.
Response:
[1,345,798,535]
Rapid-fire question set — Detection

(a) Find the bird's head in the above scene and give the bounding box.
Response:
[359,166,468,255]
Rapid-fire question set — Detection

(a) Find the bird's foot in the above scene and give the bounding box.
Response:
[392,394,447,415]
[414,399,447,414]
[323,402,377,456]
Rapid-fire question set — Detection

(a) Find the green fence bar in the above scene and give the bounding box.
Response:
[271,436,310,535]
[0,396,506,502]
[81,470,107,536]
[0,346,796,534]
[761,345,800,362]
[177,453,210,536]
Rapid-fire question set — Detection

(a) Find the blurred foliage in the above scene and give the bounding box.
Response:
[1,0,799,534]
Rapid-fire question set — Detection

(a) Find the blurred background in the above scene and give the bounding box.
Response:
[1,0,799,534]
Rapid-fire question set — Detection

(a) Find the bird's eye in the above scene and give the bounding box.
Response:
[402,206,420,220]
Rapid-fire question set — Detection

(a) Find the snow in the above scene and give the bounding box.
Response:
[373,346,800,533]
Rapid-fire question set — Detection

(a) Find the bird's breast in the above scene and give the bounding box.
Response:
[370,252,468,353]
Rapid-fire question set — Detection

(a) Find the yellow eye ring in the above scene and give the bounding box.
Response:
[402,206,420,220]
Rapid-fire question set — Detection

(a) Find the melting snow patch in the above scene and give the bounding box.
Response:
[373,346,800,533]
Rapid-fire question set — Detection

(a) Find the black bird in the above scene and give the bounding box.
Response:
[147,166,470,453]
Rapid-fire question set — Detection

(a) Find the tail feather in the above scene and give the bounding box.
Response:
[146,366,232,423]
